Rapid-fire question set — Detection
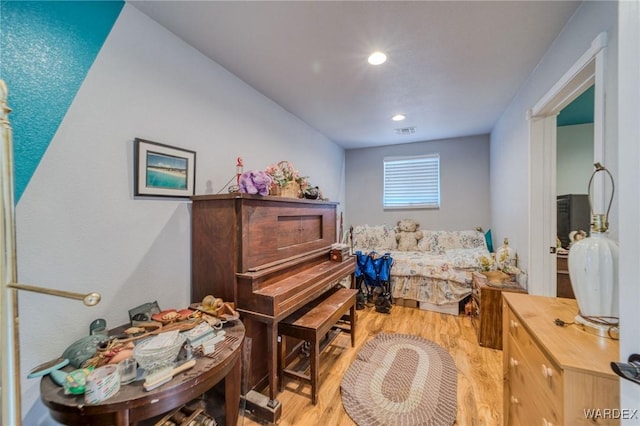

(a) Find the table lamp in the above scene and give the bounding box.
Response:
[568,162,619,338]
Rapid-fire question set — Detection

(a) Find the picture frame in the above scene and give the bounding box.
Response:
[134,138,196,198]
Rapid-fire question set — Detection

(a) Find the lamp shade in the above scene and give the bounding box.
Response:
[568,229,619,318]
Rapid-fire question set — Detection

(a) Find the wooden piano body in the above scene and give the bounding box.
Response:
[191,194,354,420]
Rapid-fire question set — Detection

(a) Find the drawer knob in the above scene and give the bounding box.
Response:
[509,357,519,369]
[510,396,519,405]
[542,418,554,426]
[541,364,553,384]
[510,320,519,330]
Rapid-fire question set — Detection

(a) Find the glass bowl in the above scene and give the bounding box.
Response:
[133,332,186,374]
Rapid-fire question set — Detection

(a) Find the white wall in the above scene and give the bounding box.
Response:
[617,0,640,418]
[17,5,344,422]
[556,123,594,196]
[491,1,617,283]
[344,134,490,231]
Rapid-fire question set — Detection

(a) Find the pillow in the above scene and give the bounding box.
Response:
[417,230,433,251]
[351,224,397,251]
[485,229,494,252]
[456,230,488,249]
[427,230,449,253]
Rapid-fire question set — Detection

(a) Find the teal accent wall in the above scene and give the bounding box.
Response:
[557,85,595,126]
[0,0,124,202]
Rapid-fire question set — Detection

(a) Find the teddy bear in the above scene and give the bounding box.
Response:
[238,170,272,196]
[395,219,424,251]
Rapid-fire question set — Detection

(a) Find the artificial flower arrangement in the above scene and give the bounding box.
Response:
[238,170,272,196]
[478,255,494,272]
[265,160,309,196]
[239,160,321,199]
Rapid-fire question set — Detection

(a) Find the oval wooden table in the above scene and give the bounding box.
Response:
[40,320,244,426]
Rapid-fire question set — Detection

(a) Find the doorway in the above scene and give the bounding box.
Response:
[554,87,594,299]
[556,85,594,249]
[527,32,607,296]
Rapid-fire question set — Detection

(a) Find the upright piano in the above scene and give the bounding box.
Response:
[191,194,354,421]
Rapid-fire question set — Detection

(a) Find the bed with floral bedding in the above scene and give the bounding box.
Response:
[349,225,492,312]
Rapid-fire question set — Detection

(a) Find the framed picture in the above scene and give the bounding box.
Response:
[134,138,196,198]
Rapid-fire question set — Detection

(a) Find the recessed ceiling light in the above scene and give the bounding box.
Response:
[368,51,387,65]
[392,114,406,121]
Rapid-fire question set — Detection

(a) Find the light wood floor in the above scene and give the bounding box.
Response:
[241,304,503,426]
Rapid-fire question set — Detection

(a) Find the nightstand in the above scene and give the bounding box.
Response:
[470,272,526,350]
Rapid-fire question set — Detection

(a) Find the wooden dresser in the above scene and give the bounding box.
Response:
[191,194,354,421]
[502,293,619,426]
[556,253,576,299]
[470,272,526,350]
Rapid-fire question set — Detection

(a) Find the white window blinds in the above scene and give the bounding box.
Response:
[383,154,440,209]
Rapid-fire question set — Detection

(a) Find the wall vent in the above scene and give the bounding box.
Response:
[394,126,416,135]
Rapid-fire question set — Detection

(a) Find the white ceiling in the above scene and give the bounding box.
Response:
[129,1,581,149]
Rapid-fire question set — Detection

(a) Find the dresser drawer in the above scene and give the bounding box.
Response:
[556,254,575,298]
[505,307,563,402]
[557,254,568,271]
[502,293,620,426]
[507,334,561,426]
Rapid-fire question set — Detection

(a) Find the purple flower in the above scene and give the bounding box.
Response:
[239,170,273,196]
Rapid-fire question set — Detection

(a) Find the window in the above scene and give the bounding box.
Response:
[383,154,440,209]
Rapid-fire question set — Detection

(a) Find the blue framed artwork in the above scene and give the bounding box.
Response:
[134,138,196,198]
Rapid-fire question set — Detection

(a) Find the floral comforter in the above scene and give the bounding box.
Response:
[388,251,466,281]
[391,275,471,305]
[386,249,490,304]
[351,225,492,305]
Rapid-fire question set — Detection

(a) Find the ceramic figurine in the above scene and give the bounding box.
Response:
[496,238,515,270]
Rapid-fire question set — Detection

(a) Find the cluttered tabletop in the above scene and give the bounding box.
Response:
[36,296,244,425]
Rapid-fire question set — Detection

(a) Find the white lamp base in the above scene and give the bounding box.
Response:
[575,314,619,339]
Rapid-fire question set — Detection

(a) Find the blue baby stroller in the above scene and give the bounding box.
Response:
[354,251,394,313]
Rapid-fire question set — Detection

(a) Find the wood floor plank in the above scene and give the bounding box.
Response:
[241,304,502,425]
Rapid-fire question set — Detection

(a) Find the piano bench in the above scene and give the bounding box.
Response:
[277,287,357,405]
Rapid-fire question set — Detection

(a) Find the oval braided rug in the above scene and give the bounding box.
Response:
[341,333,457,426]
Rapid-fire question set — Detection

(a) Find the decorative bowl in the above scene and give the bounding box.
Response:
[133,332,186,374]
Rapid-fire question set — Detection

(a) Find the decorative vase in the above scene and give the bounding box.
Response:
[495,238,515,270]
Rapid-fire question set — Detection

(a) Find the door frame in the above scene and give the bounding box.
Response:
[618,0,640,409]
[527,32,607,296]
